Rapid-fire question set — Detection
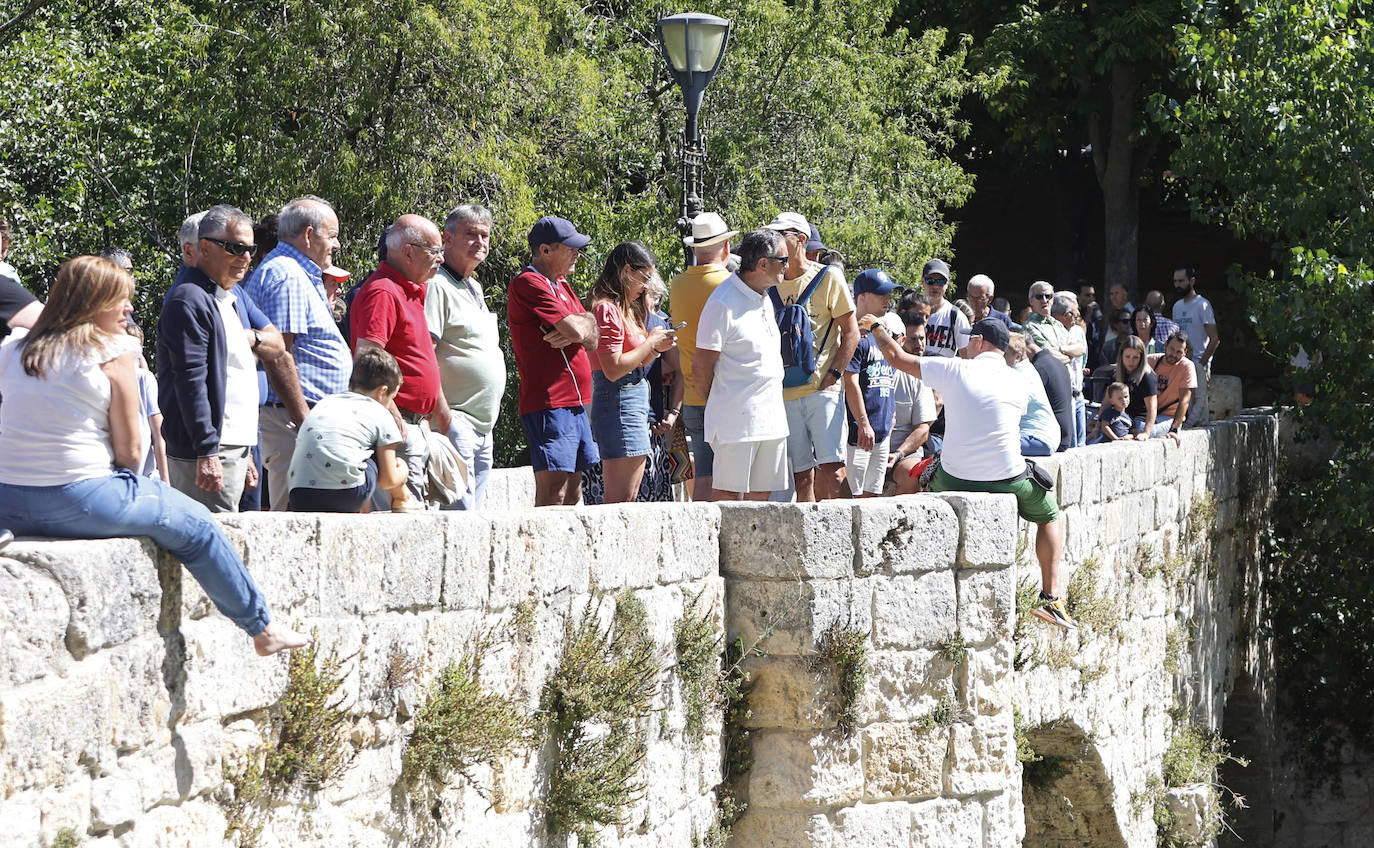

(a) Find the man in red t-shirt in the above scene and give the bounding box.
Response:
[351,214,450,509]
[507,216,599,506]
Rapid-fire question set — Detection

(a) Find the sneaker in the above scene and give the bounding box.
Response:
[1030,592,1078,630]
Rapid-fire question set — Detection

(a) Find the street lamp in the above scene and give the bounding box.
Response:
[656,12,731,265]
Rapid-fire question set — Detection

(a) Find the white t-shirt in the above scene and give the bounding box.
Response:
[0,333,140,485]
[1172,294,1216,365]
[215,288,260,446]
[925,301,970,358]
[890,369,937,451]
[919,352,1026,481]
[288,391,403,490]
[696,274,787,445]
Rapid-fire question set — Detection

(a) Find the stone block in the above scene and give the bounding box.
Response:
[872,572,956,650]
[0,791,41,847]
[718,502,856,580]
[581,504,675,591]
[927,494,1016,570]
[217,513,322,615]
[0,659,118,792]
[832,801,913,845]
[965,642,1013,718]
[852,497,958,576]
[131,799,228,848]
[482,467,536,512]
[180,617,288,722]
[441,514,493,611]
[487,509,591,610]
[0,556,71,687]
[1164,783,1216,845]
[749,729,864,809]
[908,797,983,848]
[1076,450,1102,506]
[106,636,174,755]
[353,613,430,719]
[649,502,719,585]
[380,515,449,611]
[956,567,1013,645]
[861,721,947,801]
[742,655,840,730]
[729,809,834,848]
[1210,374,1242,421]
[727,577,872,657]
[90,775,142,831]
[6,538,161,658]
[860,649,957,725]
[945,715,1014,796]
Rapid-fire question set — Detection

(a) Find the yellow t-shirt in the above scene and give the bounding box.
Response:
[670,263,732,407]
[772,262,855,401]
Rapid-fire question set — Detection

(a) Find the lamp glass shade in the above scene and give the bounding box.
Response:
[658,14,730,75]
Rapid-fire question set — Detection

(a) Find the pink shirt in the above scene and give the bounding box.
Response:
[591,300,645,373]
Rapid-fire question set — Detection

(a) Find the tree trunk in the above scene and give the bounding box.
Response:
[1089,57,1144,298]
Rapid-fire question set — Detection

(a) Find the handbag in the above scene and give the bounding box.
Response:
[666,415,694,485]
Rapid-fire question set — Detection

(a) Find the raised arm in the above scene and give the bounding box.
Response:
[858,314,923,380]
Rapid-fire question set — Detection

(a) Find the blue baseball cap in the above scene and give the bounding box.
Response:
[806,224,827,253]
[854,268,898,297]
[528,216,591,252]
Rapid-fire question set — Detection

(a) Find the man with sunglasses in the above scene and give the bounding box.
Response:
[1025,280,1084,371]
[763,211,859,502]
[921,259,969,358]
[159,205,291,511]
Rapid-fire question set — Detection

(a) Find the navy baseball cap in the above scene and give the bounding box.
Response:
[961,317,1009,350]
[528,216,591,252]
[806,224,827,253]
[854,268,898,297]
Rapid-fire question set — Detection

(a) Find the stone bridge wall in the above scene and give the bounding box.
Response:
[0,412,1278,848]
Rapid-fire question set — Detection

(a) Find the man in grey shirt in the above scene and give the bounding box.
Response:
[425,204,506,509]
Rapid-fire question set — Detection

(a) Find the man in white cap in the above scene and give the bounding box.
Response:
[921,258,969,357]
[670,211,739,500]
[764,211,859,501]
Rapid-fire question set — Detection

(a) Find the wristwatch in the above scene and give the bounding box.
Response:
[827,368,843,380]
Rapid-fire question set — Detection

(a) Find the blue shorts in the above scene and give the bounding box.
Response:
[521,406,601,473]
[288,459,378,513]
[589,370,651,459]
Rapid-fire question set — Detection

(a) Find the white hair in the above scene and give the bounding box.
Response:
[179,211,207,249]
[278,195,335,240]
[967,273,995,295]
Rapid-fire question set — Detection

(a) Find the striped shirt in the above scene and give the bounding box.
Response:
[244,242,351,403]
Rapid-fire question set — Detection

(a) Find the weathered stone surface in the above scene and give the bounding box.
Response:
[956,566,1013,645]
[487,509,590,608]
[727,577,872,657]
[852,497,958,576]
[180,617,288,721]
[832,801,913,844]
[90,774,142,831]
[1,658,119,791]
[945,716,1013,796]
[0,556,70,687]
[719,502,856,580]
[908,797,984,848]
[730,809,834,848]
[860,649,957,725]
[929,493,1017,569]
[749,729,864,808]
[217,512,321,615]
[1164,783,1216,845]
[742,655,840,730]
[871,571,956,650]
[861,721,947,801]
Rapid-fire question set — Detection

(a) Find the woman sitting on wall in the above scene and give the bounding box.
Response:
[0,256,308,656]
[583,242,677,504]
[1116,334,1161,440]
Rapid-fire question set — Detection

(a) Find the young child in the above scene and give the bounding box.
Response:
[1094,382,1132,443]
[286,347,412,513]
[127,322,168,482]
[844,272,901,497]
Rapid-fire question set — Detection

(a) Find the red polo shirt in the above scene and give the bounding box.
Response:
[507,267,592,415]
[350,262,440,416]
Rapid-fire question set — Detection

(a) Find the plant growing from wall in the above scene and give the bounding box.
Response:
[810,619,868,736]
[674,590,721,742]
[52,827,80,848]
[401,634,532,799]
[543,592,658,846]
[1136,720,1249,847]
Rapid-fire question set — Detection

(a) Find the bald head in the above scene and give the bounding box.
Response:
[386,214,442,283]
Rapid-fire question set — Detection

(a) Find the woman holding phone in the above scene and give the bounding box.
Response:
[585,241,676,503]
[0,256,308,656]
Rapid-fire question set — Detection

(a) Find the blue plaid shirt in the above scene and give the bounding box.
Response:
[244,242,351,403]
[1153,312,1180,346]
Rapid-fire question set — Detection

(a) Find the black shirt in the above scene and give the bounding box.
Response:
[0,272,37,343]
[1030,350,1075,452]
[1124,370,1159,418]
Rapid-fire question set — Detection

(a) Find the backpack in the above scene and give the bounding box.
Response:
[767,266,834,388]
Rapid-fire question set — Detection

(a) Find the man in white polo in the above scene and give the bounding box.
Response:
[691,230,789,501]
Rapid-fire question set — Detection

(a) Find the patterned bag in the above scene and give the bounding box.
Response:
[666,415,694,485]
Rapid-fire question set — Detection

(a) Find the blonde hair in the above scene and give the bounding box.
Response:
[20,256,133,378]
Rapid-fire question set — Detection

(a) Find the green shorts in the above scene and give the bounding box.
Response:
[930,465,1059,524]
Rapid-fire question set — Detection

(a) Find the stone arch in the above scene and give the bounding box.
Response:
[1021,721,1127,848]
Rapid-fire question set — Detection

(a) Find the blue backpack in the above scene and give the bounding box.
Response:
[767,266,834,388]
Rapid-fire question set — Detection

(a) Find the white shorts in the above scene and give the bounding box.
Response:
[784,388,847,472]
[846,439,891,495]
[710,437,790,494]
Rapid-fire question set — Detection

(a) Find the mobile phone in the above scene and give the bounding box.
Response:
[672,321,688,330]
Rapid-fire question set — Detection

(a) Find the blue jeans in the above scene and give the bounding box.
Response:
[0,470,270,635]
[1073,395,1087,448]
[1020,434,1053,457]
[1133,415,1175,438]
[680,404,714,478]
[441,416,494,511]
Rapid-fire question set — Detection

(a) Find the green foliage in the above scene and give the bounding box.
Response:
[51,827,80,848]
[1138,721,1249,847]
[543,592,658,845]
[265,642,354,791]
[402,645,532,796]
[674,591,721,742]
[810,619,868,736]
[1170,0,1374,745]
[935,633,968,665]
[720,635,758,788]
[1066,556,1124,638]
[1164,626,1188,676]
[914,694,956,731]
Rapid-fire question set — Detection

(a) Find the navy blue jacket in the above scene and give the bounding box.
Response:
[157,266,270,460]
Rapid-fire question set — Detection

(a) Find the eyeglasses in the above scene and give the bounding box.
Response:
[202,237,258,258]
[1032,293,1054,300]
[923,276,948,286]
[408,242,443,258]
[767,254,789,263]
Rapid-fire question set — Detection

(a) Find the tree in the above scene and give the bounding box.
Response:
[1170,0,1374,741]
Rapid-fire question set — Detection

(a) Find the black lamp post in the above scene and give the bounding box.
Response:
[656,12,731,266]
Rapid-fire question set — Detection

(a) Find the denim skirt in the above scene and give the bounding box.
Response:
[589,368,651,459]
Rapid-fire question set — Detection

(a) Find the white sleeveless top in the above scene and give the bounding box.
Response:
[0,332,139,486]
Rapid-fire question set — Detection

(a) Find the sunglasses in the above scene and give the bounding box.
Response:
[923,276,948,286]
[767,254,789,263]
[1032,293,1054,300]
[202,236,258,258]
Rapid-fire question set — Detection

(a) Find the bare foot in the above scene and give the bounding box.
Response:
[253,622,312,656]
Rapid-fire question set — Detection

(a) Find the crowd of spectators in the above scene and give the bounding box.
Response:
[0,205,1223,635]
